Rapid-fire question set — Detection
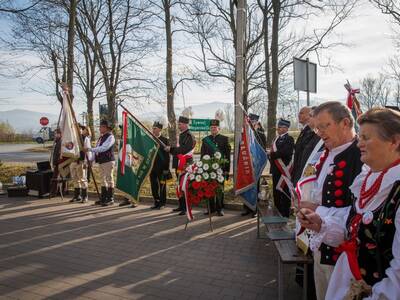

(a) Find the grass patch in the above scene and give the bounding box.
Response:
[0,162,35,183]
[25,145,52,153]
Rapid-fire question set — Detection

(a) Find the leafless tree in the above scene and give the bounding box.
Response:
[371,0,400,23]
[223,103,234,131]
[258,0,357,146]
[359,74,392,109]
[0,0,40,13]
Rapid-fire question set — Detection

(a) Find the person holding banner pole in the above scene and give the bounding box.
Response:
[268,118,295,218]
[87,120,116,206]
[165,116,196,215]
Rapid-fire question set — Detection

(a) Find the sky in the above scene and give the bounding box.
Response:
[0,1,398,117]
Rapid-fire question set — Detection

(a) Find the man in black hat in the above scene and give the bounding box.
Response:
[268,118,295,217]
[86,119,115,206]
[200,119,231,216]
[165,116,196,215]
[149,121,170,209]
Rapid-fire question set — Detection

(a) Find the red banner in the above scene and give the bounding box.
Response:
[235,120,255,193]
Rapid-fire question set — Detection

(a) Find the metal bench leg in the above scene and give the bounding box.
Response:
[303,263,308,300]
[278,259,283,300]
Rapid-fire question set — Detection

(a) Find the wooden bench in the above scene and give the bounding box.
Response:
[275,240,313,300]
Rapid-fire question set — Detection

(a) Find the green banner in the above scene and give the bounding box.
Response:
[189,118,210,132]
[116,115,159,201]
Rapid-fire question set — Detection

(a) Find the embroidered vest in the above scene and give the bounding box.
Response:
[95,132,115,164]
[344,182,400,286]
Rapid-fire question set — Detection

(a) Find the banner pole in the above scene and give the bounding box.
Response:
[118,103,167,148]
[59,83,101,202]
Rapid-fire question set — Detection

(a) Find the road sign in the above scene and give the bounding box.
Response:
[189,119,210,131]
[40,117,49,126]
[293,57,317,93]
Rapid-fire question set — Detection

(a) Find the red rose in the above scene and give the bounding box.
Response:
[192,181,201,190]
[335,170,344,178]
[334,189,343,197]
[335,199,344,206]
[201,181,208,188]
[192,195,201,205]
[337,160,347,169]
[198,190,204,198]
[334,180,343,187]
[205,189,215,198]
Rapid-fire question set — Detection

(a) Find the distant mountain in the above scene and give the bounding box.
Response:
[0,109,58,133]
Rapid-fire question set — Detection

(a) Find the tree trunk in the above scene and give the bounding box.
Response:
[164,0,177,145]
[67,0,77,99]
[265,0,280,147]
[87,94,95,141]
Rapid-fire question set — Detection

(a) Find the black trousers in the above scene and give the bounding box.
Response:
[175,171,186,211]
[272,172,291,217]
[150,171,167,206]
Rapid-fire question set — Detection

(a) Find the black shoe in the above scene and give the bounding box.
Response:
[178,211,186,216]
[172,207,182,212]
[158,205,165,210]
[151,201,160,209]
[251,212,257,218]
[130,203,138,208]
[80,188,88,203]
[95,187,107,205]
[217,210,224,217]
[107,187,114,203]
[119,198,131,207]
[70,188,82,202]
[241,210,251,216]
[102,199,114,207]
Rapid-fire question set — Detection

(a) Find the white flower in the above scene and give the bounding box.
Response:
[203,164,210,171]
[189,174,195,180]
[217,175,224,183]
[203,155,211,160]
[210,172,217,179]
[217,169,223,175]
[195,175,202,182]
[212,163,219,170]
[196,161,203,168]
[197,168,203,174]
[202,173,210,180]
[214,152,222,159]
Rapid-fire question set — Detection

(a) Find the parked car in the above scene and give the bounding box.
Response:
[33,127,54,144]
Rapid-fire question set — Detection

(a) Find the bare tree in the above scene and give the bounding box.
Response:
[371,0,400,23]
[0,0,40,13]
[359,74,392,109]
[258,0,356,146]
[223,103,234,132]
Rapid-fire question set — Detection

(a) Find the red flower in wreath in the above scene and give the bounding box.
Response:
[192,181,201,190]
[191,195,201,205]
[201,181,208,188]
[205,189,215,198]
[198,190,204,198]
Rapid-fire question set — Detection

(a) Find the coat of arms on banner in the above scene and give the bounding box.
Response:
[118,144,144,175]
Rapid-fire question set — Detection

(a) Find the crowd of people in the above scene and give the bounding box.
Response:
[50,101,400,299]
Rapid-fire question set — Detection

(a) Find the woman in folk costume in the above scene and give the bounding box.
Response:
[298,107,400,300]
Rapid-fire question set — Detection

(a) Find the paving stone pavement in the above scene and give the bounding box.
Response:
[0,196,303,300]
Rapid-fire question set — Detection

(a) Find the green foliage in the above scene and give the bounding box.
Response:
[0,121,32,143]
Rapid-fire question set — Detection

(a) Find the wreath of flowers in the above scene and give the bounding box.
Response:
[186,152,228,205]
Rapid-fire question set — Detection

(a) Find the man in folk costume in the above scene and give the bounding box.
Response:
[241,113,267,217]
[69,124,92,203]
[268,118,295,218]
[292,106,316,186]
[149,120,170,210]
[165,115,196,215]
[86,119,116,206]
[297,101,363,300]
[200,118,231,216]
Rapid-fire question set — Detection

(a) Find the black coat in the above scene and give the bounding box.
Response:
[151,135,170,174]
[170,129,196,169]
[269,133,295,175]
[255,128,267,150]
[200,134,231,173]
[292,126,319,185]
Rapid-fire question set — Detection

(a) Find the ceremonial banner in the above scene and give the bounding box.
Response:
[345,82,362,132]
[116,111,159,201]
[235,118,268,211]
[58,91,81,177]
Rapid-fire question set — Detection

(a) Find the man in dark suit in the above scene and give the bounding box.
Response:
[292,106,315,186]
[268,118,295,217]
[150,121,170,210]
[200,119,231,216]
[165,116,196,215]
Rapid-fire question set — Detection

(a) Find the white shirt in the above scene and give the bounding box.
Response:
[312,164,400,300]
[90,134,115,153]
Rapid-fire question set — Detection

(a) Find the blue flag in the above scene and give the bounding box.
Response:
[237,121,268,211]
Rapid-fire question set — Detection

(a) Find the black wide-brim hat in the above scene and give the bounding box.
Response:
[210,119,220,126]
[153,121,163,129]
[100,119,113,129]
[178,116,189,124]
